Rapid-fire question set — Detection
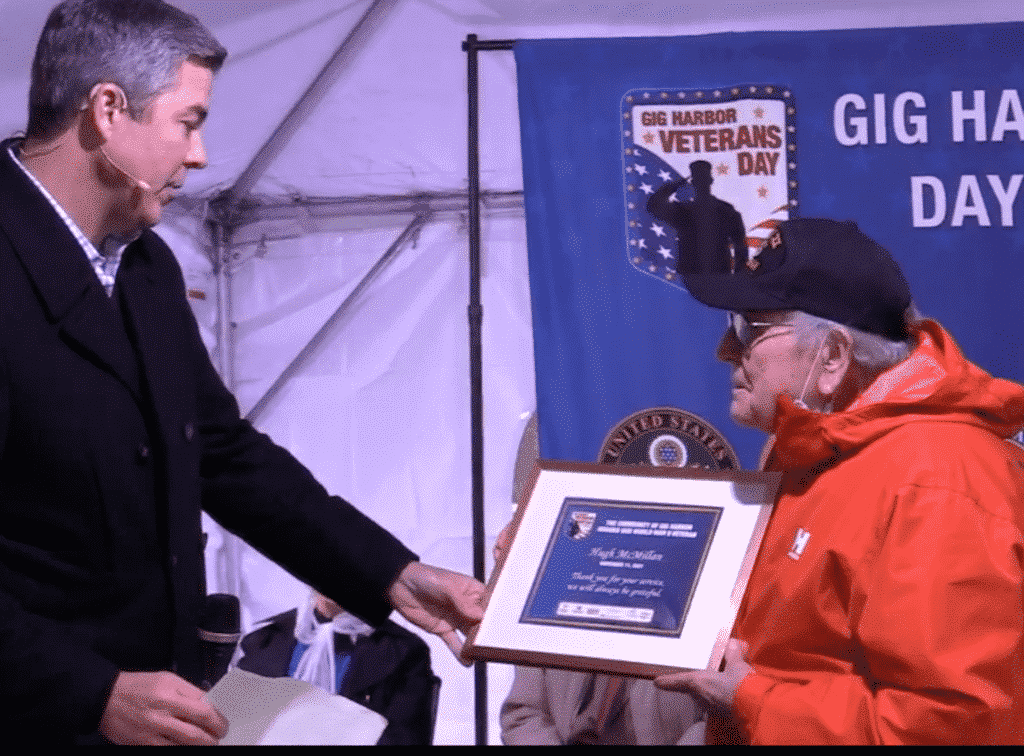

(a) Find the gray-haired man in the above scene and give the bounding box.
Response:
[0,1,482,744]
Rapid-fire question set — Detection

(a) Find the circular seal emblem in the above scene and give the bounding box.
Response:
[597,406,740,470]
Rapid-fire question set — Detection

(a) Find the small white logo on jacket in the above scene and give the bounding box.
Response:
[788,528,811,560]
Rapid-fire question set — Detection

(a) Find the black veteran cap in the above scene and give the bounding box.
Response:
[682,218,913,341]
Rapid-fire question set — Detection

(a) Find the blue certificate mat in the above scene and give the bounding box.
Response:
[521,497,721,636]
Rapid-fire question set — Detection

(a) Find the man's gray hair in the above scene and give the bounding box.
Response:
[787,307,920,378]
[27,0,227,140]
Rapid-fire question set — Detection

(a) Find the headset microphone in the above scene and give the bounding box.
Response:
[99,144,153,192]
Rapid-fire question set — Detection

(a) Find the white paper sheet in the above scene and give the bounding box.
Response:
[207,668,387,745]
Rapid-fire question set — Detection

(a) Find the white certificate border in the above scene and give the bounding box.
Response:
[466,460,778,676]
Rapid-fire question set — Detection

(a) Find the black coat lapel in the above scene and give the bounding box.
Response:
[0,140,143,401]
[237,611,299,678]
[340,626,401,696]
[116,236,184,425]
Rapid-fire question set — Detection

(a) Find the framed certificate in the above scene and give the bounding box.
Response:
[464,460,778,677]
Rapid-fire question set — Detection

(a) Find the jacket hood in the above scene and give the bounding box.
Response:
[771,320,1024,470]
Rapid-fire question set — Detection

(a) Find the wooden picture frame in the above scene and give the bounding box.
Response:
[464,460,778,677]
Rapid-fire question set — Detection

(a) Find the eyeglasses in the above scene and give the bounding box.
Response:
[726,312,792,351]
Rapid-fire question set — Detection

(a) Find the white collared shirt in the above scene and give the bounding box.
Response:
[9,142,136,296]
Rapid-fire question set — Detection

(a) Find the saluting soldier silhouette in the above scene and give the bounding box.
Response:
[647,160,748,275]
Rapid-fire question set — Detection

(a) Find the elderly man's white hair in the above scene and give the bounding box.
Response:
[786,305,921,378]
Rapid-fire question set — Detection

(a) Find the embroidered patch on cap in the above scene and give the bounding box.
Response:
[744,227,786,276]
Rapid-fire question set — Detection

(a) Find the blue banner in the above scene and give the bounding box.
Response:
[516,23,1024,468]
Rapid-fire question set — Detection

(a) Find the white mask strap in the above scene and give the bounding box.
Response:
[792,335,827,411]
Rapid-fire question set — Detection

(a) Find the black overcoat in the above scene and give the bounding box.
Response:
[0,139,415,740]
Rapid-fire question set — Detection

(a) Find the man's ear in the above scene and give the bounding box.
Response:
[85,82,130,140]
[817,327,853,399]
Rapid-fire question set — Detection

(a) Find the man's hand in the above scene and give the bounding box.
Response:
[493,522,514,565]
[388,561,485,664]
[654,638,752,713]
[98,671,229,745]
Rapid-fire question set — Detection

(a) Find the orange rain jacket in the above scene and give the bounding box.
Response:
[722,320,1024,744]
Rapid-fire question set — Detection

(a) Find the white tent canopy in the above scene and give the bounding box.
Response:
[1,0,1020,744]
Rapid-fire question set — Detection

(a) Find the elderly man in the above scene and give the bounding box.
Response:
[655,218,1024,744]
[0,0,481,745]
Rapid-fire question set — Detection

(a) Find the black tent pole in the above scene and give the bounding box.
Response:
[464,32,486,748]
[462,33,515,747]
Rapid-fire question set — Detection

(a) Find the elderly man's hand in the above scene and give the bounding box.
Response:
[98,671,229,745]
[388,561,485,664]
[493,522,514,565]
[653,638,752,713]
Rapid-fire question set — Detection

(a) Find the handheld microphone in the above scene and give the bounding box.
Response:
[198,593,241,691]
[98,144,153,192]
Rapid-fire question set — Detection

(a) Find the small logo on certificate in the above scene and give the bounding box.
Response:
[569,511,597,540]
